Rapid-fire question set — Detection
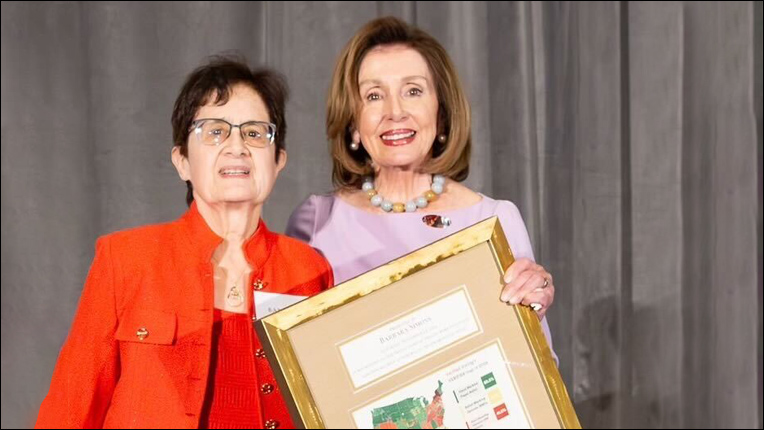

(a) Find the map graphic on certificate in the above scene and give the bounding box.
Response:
[370,380,445,429]
[353,343,531,429]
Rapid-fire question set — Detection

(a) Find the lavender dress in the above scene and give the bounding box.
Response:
[285,193,556,361]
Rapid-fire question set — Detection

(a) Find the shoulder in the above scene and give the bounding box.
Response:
[91,218,200,282]
[271,232,328,265]
[286,193,340,242]
[97,220,182,257]
[269,231,334,287]
[479,195,526,230]
[479,196,535,260]
[487,197,523,221]
[287,193,336,221]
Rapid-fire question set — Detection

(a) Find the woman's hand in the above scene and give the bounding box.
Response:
[500,258,554,319]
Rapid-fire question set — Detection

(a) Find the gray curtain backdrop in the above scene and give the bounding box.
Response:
[2,1,761,428]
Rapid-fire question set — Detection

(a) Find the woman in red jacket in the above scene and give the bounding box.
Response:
[35,57,332,429]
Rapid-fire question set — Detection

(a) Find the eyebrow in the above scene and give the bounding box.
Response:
[359,75,429,87]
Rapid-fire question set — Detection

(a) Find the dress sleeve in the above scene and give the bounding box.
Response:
[494,200,559,365]
[36,237,120,428]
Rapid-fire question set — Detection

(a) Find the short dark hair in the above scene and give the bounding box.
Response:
[171,55,289,205]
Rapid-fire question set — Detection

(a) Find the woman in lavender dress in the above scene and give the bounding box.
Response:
[287,17,557,355]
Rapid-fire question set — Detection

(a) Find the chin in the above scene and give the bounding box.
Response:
[218,191,257,204]
[379,156,423,169]
[379,148,428,164]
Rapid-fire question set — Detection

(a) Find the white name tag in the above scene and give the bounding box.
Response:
[254,291,308,319]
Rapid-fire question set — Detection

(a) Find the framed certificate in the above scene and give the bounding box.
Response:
[255,216,580,429]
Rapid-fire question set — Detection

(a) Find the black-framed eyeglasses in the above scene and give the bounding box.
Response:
[189,118,277,148]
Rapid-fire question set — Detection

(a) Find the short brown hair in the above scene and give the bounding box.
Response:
[171,55,289,205]
[327,17,471,190]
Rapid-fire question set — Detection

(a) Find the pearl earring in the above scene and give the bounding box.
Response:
[438,134,447,143]
[349,140,360,151]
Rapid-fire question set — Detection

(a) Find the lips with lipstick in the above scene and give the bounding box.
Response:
[218,166,251,178]
[381,129,416,146]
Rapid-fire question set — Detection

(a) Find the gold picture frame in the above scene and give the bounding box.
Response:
[256,216,580,429]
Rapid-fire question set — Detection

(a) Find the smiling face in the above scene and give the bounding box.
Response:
[172,84,286,207]
[354,44,440,171]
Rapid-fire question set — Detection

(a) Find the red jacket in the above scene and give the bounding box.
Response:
[35,203,333,428]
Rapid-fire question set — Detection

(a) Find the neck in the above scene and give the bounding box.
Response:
[373,168,432,203]
[195,199,261,245]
